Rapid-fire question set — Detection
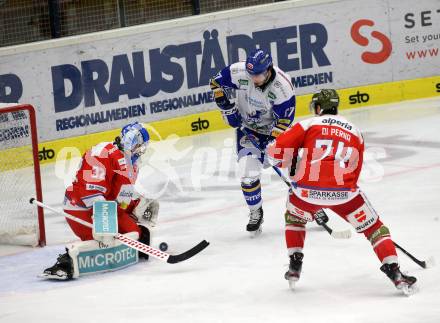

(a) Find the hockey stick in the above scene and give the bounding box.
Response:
[30,198,209,264]
[393,242,434,269]
[241,127,351,239]
[241,128,296,191]
[316,211,352,239]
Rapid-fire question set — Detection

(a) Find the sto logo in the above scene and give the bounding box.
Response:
[350,19,392,64]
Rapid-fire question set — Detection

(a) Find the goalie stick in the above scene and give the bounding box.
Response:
[30,198,209,264]
[241,127,351,240]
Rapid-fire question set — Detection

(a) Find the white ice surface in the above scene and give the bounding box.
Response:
[1,98,440,323]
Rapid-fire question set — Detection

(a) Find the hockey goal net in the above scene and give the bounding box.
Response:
[0,104,45,246]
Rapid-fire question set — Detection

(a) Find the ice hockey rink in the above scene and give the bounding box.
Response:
[0,97,440,323]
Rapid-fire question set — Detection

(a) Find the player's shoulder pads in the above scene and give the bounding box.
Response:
[270,66,295,102]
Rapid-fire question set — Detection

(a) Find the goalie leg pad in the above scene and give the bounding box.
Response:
[66,232,139,278]
[93,201,118,245]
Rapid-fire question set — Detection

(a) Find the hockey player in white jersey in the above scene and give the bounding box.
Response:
[210,49,296,235]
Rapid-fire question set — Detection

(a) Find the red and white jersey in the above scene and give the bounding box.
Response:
[268,114,365,205]
[65,142,138,211]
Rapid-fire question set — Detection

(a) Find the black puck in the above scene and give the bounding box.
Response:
[159,242,168,251]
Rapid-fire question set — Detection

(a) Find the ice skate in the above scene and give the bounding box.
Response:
[247,207,264,237]
[284,252,303,290]
[380,263,417,296]
[40,250,74,280]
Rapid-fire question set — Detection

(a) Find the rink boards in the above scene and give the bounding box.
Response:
[0,74,439,170]
[1,0,439,170]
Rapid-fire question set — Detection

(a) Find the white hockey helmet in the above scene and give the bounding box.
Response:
[120,122,150,164]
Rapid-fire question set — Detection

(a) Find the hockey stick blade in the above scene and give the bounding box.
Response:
[393,242,433,269]
[330,229,352,239]
[425,256,436,269]
[167,240,210,264]
[321,223,352,239]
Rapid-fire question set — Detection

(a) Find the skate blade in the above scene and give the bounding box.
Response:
[398,283,418,296]
[285,272,299,290]
[38,272,69,281]
[248,226,262,238]
[288,278,298,290]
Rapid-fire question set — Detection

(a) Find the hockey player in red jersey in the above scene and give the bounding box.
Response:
[267,89,417,293]
[43,122,159,279]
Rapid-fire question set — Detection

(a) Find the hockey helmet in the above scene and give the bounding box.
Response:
[309,89,340,115]
[120,122,150,164]
[246,49,273,76]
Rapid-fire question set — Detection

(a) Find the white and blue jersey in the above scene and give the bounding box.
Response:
[213,62,296,136]
[211,61,296,213]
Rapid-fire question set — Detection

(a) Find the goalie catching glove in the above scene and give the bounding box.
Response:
[131,197,160,228]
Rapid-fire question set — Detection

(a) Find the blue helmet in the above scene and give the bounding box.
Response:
[120,122,149,164]
[245,49,273,75]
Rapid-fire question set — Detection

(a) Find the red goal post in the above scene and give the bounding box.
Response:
[0,104,45,247]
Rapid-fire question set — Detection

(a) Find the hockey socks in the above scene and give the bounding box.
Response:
[364,222,398,264]
[241,179,262,209]
[284,210,307,252]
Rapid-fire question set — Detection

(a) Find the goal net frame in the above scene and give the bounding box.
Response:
[0,104,46,247]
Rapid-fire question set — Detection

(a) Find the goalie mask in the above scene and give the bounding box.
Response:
[119,122,150,164]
